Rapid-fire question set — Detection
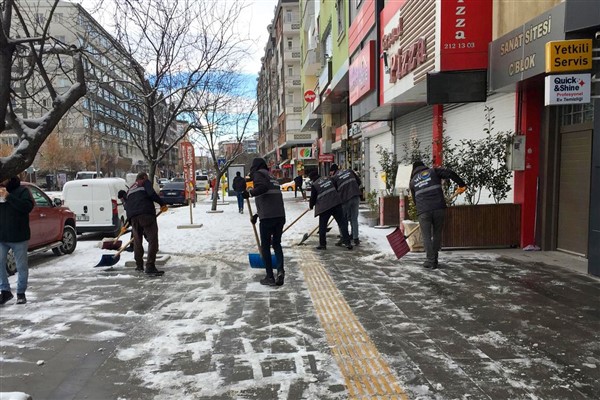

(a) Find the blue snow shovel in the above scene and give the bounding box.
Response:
[246,198,277,269]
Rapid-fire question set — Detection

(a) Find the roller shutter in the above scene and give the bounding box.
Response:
[443,93,515,143]
[394,107,434,163]
[367,132,393,194]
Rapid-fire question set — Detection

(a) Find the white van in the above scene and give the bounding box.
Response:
[62,178,128,236]
[75,171,103,180]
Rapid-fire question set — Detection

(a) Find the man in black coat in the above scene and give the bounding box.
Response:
[308,170,352,250]
[409,160,466,269]
[125,172,168,275]
[0,176,34,305]
[293,173,305,200]
[232,171,247,214]
[243,158,286,286]
[329,163,362,245]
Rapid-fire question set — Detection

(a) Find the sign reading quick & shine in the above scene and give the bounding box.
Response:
[544,73,591,105]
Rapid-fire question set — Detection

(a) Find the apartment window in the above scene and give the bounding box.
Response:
[55,13,63,23]
[287,93,293,103]
[42,98,51,108]
[35,13,46,25]
[288,39,293,49]
[286,10,292,23]
[336,0,345,38]
[288,65,293,76]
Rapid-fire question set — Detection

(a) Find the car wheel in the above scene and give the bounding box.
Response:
[6,249,16,276]
[287,187,293,191]
[58,225,77,255]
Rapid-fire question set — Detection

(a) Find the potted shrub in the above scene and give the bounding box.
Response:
[372,145,399,226]
[363,190,380,227]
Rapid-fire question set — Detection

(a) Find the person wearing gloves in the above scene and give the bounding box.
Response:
[124,172,168,275]
[329,163,362,246]
[308,170,352,250]
[409,160,466,269]
[243,158,286,286]
[0,176,34,305]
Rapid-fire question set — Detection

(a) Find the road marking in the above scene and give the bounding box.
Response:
[299,249,409,399]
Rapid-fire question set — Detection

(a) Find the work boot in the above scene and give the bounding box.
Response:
[345,242,353,250]
[334,240,344,247]
[353,239,360,246]
[0,290,14,305]
[16,293,26,305]
[260,276,276,286]
[315,245,327,250]
[275,269,285,286]
[145,265,164,276]
[135,264,144,272]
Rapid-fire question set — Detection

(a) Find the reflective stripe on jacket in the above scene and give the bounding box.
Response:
[332,169,361,203]
[251,170,285,220]
[311,177,342,216]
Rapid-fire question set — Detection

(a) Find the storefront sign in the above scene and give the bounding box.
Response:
[349,41,376,105]
[297,146,313,160]
[439,0,492,71]
[544,73,590,105]
[335,124,348,142]
[318,153,334,163]
[489,2,565,91]
[545,39,592,73]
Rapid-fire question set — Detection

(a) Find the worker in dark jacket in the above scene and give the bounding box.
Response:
[409,160,466,269]
[232,171,247,214]
[0,176,34,305]
[125,172,168,275]
[243,158,286,286]
[330,163,362,245]
[308,170,352,250]
[293,173,306,200]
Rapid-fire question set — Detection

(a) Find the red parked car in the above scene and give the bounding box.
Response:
[5,182,77,275]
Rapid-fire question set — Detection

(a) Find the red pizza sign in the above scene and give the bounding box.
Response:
[304,90,316,103]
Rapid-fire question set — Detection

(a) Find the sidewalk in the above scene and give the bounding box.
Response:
[0,197,598,399]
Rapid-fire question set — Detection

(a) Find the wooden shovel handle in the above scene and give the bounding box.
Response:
[282,208,310,234]
[246,198,261,253]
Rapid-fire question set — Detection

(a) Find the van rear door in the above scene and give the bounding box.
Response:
[64,182,95,224]
[92,183,113,226]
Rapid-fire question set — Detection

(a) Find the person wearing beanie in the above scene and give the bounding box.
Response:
[243,157,286,286]
[125,172,168,276]
[409,160,466,269]
[0,176,34,305]
[308,170,352,250]
[329,163,362,246]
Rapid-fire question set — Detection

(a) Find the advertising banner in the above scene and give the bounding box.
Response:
[180,141,195,200]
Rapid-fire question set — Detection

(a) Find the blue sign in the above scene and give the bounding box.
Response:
[217,157,226,168]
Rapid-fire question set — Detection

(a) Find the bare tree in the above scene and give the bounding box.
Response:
[0,0,87,181]
[188,71,257,211]
[105,0,251,184]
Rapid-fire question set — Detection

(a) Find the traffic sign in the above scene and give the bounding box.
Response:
[304,90,316,103]
[217,157,226,168]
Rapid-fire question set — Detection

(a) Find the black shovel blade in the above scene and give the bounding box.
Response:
[94,253,121,268]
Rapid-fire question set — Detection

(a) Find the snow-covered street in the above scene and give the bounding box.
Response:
[1,192,599,399]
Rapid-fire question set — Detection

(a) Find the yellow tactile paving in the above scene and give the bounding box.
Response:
[299,249,409,400]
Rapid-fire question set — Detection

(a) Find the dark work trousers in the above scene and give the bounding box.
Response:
[259,216,285,279]
[342,196,360,240]
[417,208,445,264]
[130,214,159,269]
[295,186,305,199]
[319,204,350,247]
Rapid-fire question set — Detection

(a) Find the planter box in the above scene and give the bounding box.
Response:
[380,196,400,227]
[442,204,521,248]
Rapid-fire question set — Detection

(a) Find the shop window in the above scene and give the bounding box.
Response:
[561,103,594,126]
